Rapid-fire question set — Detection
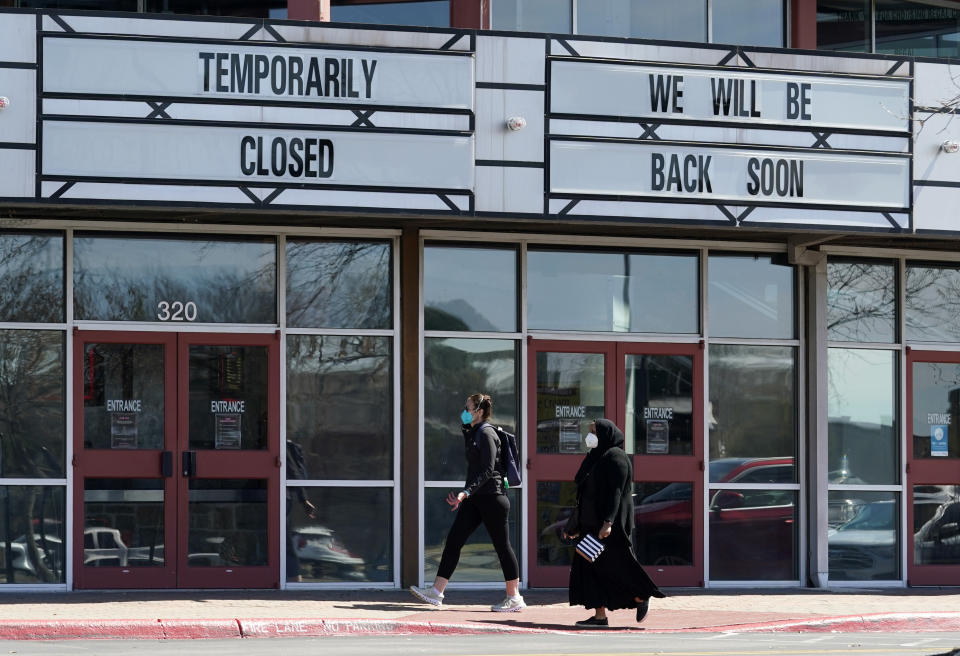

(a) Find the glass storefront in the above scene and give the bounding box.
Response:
[818,0,960,56]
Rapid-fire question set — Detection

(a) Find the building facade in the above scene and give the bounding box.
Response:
[1,6,960,591]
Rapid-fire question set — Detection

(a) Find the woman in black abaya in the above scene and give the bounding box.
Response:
[563,418,665,628]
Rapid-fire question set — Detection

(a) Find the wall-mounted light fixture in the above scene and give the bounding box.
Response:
[506,116,526,131]
[941,140,960,154]
[0,97,9,110]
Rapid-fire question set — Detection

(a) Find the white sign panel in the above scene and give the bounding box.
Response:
[550,140,910,209]
[43,37,474,110]
[551,61,910,133]
[43,121,473,190]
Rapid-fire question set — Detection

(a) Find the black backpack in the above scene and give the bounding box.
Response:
[482,423,522,489]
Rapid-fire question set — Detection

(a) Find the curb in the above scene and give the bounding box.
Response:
[0,613,958,640]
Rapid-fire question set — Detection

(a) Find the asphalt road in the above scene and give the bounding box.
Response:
[1,633,959,656]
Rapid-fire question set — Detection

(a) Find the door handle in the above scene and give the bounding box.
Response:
[161,451,173,477]
[182,451,197,477]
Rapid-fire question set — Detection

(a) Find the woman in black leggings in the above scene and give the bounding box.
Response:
[409,393,524,612]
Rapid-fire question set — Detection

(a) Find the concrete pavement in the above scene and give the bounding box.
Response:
[0,587,958,639]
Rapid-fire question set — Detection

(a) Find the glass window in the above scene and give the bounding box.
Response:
[827,260,896,343]
[16,1,136,9]
[286,335,393,480]
[709,345,796,480]
[0,232,63,324]
[713,0,784,46]
[906,265,960,343]
[82,343,165,451]
[875,0,960,58]
[424,486,520,581]
[625,354,694,456]
[0,485,65,584]
[828,348,898,485]
[188,345,269,451]
[914,484,960,566]
[708,254,794,339]
[286,487,392,583]
[331,0,450,27]
[578,0,707,41]
[536,481,577,566]
[528,250,698,333]
[0,331,65,478]
[493,0,572,32]
[83,479,164,568]
[423,338,518,481]
[73,234,276,324]
[911,361,960,459]
[424,246,517,333]
[535,351,604,455]
[286,240,391,330]
[828,490,899,580]
[817,0,871,52]
[142,0,287,16]
[635,481,693,567]
[188,479,267,567]
[710,488,797,580]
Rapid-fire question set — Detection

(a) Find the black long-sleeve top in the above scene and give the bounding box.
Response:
[462,423,504,496]
[576,447,635,542]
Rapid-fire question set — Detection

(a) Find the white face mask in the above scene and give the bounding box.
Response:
[584,432,599,449]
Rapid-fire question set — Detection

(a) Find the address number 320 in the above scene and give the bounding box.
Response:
[157,301,198,322]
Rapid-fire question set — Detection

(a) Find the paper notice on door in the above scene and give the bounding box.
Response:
[215,413,242,450]
[931,425,949,457]
[110,412,138,449]
[646,418,669,454]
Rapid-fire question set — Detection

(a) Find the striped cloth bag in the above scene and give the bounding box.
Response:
[575,534,605,563]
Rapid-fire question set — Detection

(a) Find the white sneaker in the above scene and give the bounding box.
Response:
[409,585,444,606]
[490,595,526,612]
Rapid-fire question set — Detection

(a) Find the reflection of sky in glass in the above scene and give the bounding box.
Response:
[709,255,794,339]
[828,348,895,425]
[331,1,450,27]
[424,246,516,332]
[827,260,895,343]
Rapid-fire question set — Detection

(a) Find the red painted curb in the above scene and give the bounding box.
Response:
[716,612,960,634]
[237,618,554,637]
[0,619,166,641]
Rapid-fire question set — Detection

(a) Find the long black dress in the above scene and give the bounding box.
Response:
[568,419,665,611]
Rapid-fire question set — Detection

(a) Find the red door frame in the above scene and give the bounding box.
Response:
[72,331,281,590]
[175,332,281,589]
[72,330,178,589]
[526,339,704,588]
[906,348,960,586]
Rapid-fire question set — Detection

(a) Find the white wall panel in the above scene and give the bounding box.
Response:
[53,15,261,40]
[475,166,542,214]
[477,35,544,84]
[55,182,253,204]
[745,206,906,228]
[553,40,727,66]
[475,88,543,161]
[0,148,34,197]
[914,184,960,232]
[746,52,906,77]
[273,25,471,51]
[559,199,734,222]
[0,68,36,143]
[914,62,960,109]
[0,13,36,63]
[914,112,960,183]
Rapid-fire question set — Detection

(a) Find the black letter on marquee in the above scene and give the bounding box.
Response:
[318,139,334,178]
[254,55,269,94]
[231,53,252,93]
[199,52,215,92]
[216,53,229,93]
[362,59,377,98]
[325,58,340,98]
[651,153,665,190]
[240,136,256,175]
[746,157,760,195]
[289,138,304,177]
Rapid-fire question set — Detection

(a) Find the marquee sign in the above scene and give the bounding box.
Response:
[551,61,911,133]
[550,140,910,210]
[42,36,474,110]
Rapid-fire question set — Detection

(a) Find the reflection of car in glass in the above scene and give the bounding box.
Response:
[915,500,960,566]
[0,533,63,579]
[827,500,897,580]
[635,457,795,572]
[84,527,165,567]
[292,526,366,580]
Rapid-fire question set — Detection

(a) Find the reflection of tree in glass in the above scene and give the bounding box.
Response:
[0,331,64,479]
[286,241,390,329]
[74,238,275,323]
[827,261,896,341]
[0,235,63,323]
[905,267,960,342]
[286,335,392,480]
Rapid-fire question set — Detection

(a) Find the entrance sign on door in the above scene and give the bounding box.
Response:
[931,425,949,456]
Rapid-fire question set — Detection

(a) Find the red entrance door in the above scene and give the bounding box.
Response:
[73,331,280,589]
[527,340,703,588]
[907,349,960,586]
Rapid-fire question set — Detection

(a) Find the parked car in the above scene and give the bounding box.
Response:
[291,526,366,580]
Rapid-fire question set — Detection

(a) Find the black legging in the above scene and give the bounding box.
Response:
[437,493,519,581]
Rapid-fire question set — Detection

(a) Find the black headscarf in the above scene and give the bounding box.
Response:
[573,418,625,488]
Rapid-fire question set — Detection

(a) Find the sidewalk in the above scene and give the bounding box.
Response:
[0,587,959,639]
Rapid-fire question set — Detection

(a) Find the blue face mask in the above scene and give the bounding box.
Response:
[460,409,474,424]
